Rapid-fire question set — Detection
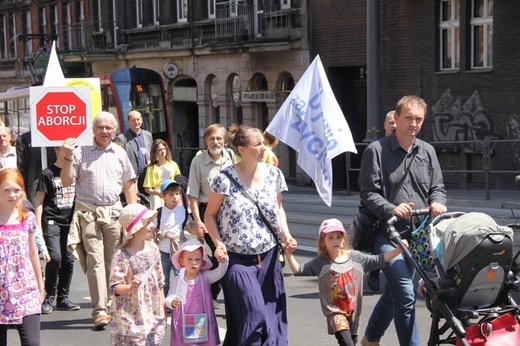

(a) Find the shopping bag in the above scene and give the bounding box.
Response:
[456,311,520,346]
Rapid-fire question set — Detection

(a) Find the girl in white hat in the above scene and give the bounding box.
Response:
[108,204,166,346]
[166,239,228,345]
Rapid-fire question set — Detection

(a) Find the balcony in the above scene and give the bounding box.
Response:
[1,1,304,73]
[214,2,302,42]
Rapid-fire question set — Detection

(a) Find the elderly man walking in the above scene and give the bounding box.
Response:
[61,111,137,330]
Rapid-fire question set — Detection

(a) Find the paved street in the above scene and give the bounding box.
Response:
[6,185,520,345]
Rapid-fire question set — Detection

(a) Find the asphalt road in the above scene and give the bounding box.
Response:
[6,186,520,345]
[9,250,417,346]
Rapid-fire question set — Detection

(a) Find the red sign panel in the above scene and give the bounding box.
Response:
[35,91,88,140]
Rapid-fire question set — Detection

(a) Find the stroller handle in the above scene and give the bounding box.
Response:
[386,208,430,227]
[386,208,430,241]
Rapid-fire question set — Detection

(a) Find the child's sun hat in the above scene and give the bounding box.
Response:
[319,218,346,235]
[171,239,213,271]
[119,204,157,243]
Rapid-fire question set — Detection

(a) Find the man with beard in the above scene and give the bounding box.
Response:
[187,124,236,308]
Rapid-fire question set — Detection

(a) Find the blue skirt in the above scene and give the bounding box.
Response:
[221,246,288,346]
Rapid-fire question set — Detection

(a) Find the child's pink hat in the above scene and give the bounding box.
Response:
[171,239,213,271]
[319,218,346,235]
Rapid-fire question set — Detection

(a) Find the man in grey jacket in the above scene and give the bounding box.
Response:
[115,110,153,194]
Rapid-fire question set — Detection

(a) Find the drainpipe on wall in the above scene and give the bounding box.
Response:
[365,0,382,142]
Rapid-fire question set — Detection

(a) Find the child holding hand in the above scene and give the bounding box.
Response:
[155,179,199,296]
[166,239,228,346]
[285,218,404,346]
[108,204,166,345]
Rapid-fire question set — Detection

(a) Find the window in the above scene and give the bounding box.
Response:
[0,16,5,59]
[177,0,187,22]
[23,11,32,56]
[8,13,15,58]
[281,0,290,9]
[208,0,215,19]
[39,7,47,35]
[52,6,59,41]
[136,0,143,28]
[232,0,239,17]
[93,0,102,31]
[439,0,460,70]
[76,0,86,49]
[153,0,160,25]
[63,4,72,50]
[471,0,493,68]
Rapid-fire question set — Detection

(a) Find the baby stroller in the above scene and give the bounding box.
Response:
[387,210,520,346]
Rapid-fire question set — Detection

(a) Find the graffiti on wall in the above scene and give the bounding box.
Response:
[431,89,495,143]
[506,114,520,169]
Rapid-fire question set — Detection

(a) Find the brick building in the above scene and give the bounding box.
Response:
[312,0,520,190]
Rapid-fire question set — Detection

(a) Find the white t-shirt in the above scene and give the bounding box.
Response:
[154,204,192,253]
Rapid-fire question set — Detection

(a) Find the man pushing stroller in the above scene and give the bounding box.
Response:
[359,95,447,346]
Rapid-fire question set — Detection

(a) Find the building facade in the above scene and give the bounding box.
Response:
[312,0,520,190]
[0,0,309,181]
[1,0,518,189]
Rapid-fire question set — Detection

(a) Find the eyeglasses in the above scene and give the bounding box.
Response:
[95,125,115,131]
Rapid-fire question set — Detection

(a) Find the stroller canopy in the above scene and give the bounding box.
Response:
[440,212,513,271]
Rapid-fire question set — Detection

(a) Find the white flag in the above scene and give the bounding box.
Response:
[43,41,65,87]
[266,55,356,206]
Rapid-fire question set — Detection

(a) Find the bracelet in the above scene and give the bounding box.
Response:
[64,157,73,162]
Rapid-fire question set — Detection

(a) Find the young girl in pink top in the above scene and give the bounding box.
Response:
[166,239,228,345]
[0,168,44,345]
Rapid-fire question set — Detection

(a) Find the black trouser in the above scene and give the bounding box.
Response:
[137,173,148,196]
[200,203,221,300]
[334,329,355,346]
[44,223,75,302]
[0,314,40,346]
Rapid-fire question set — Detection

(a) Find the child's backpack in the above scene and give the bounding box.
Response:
[156,174,190,231]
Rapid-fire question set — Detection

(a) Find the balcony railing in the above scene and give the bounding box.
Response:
[1,3,303,73]
[215,3,300,41]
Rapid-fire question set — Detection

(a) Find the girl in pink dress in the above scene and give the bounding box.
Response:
[165,239,228,346]
[0,168,45,345]
[108,204,166,346]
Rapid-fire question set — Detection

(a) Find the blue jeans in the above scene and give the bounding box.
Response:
[160,250,179,296]
[364,231,420,346]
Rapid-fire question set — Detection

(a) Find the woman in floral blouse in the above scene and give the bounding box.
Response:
[205,124,297,346]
